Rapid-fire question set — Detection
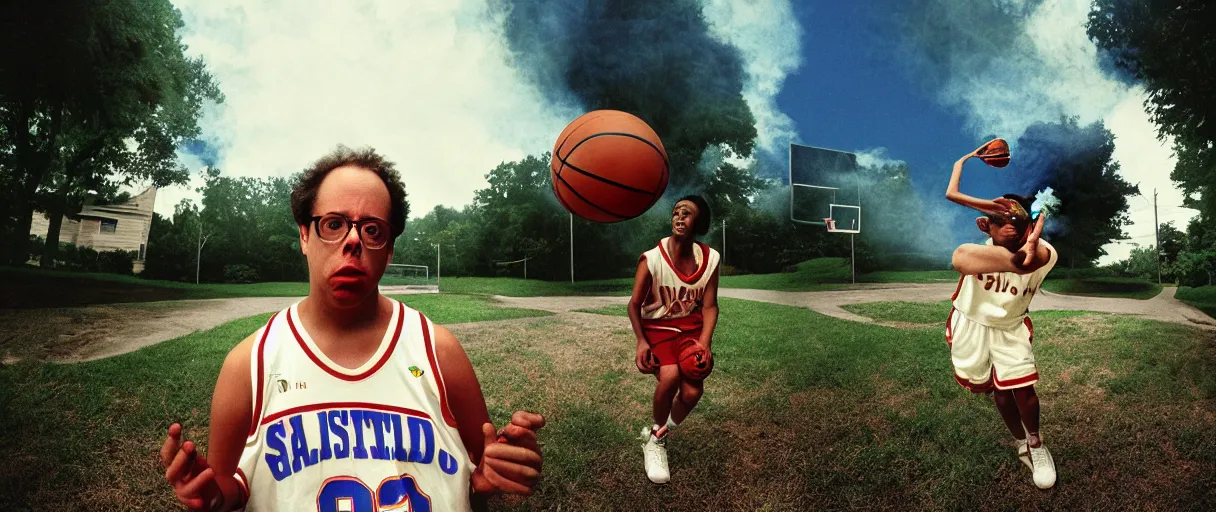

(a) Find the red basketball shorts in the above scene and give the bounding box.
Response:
[645,328,702,366]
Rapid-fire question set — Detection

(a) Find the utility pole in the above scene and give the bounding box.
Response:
[195,215,209,285]
[1154,188,1161,285]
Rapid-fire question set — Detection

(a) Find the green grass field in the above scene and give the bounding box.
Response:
[7,258,1165,305]
[1176,285,1216,318]
[837,300,1095,325]
[388,294,554,324]
[718,258,958,292]
[1041,277,1163,300]
[0,266,310,308]
[3,295,1212,510]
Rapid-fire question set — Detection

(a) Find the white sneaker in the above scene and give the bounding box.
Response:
[640,427,670,484]
[1028,441,1057,489]
[1016,439,1031,470]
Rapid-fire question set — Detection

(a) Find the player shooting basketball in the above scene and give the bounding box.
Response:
[944,139,1058,489]
[158,146,545,511]
[627,195,721,484]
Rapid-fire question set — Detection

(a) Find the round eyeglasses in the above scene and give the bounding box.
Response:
[310,213,392,249]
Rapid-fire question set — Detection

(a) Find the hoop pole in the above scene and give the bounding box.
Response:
[850,233,855,284]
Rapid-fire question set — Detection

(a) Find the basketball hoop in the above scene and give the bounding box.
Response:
[824,218,860,234]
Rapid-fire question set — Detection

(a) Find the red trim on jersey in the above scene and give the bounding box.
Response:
[260,401,432,426]
[658,239,711,284]
[951,275,966,301]
[995,371,1039,389]
[1024,316,1034,344]
[249,313,278,439]
[420,312,459,429]
[287,302,405,382]
[945,307,956,346]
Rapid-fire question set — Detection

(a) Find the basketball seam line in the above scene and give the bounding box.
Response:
[552,171,627,218]
[557,158,656,196]
[565,131,670,167]
[552,162,574,212]
[554,112,612,159]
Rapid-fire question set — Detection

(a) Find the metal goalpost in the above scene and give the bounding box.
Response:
[495,257,530,280]
[386,263,429,280]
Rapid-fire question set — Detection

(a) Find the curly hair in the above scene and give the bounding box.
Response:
[676,194,712,236]
[290,145,410,238]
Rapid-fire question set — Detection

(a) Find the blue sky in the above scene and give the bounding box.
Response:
[149,0,1189,266]
[778,1,976,199]
[774,0,1190,263]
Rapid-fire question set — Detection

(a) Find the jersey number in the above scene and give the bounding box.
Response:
[317,474,432,512]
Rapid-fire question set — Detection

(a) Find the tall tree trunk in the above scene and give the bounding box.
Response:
[11,198,37,265]
[35,129,111,268]
[39,209,64,268]
[9,101,64,265]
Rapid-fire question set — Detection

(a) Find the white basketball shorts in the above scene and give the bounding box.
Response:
[945,308,1038,392]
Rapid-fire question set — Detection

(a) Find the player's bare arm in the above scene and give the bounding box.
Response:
[953,239,1052,276]
[628,258,657,373]
[432,324,545,500]
[159,332,256,511]
[697,268,720,351]
[945,140,1014,215]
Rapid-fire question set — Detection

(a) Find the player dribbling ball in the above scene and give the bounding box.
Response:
[627,195,721,484]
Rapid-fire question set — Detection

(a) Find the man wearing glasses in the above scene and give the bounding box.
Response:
[159,145,545,511]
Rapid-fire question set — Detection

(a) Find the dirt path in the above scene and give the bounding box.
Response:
[2,287,433,364]
[0,297,304,364]
[494,284,1216,330]
[716,284,1216,329]
[5,284,1211,364]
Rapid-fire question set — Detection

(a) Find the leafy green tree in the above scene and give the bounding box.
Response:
[1158,221,1185,265]
[1119,244,1159,280]
[1088,0,1216,218]
[0,0,222,266]
[1173,249,1216,287]
[1013,118,1138,268]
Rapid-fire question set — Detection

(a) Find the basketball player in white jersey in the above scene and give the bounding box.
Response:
[627,194,721,484]
[945,141,1057,489]
[158,146,545,511]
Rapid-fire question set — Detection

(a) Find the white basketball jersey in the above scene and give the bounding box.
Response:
[639,237,720,331]
[952,239,1058,330]
[235,299,473,512]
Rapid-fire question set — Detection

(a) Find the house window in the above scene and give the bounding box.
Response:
[100,219,117,233]
[139,243,146,260]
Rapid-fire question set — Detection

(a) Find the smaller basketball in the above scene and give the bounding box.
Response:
[678,340,713,381]
[977,138,1011,168]
[550,110,669,223]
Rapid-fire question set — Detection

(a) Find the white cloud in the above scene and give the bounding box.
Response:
[931,0,1193,265]
[125,0,807,219]
[854,147,904,170]
[1099,90,1197,265]
[701,0,802,156]
[131,0,578,219]
[943,0,1126,145]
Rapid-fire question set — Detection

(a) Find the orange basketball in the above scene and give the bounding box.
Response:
[550,110,669,222]
[977,138,1011,168]
[678,340,713,381]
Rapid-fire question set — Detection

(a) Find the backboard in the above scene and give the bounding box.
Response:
[789,143,862,233]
